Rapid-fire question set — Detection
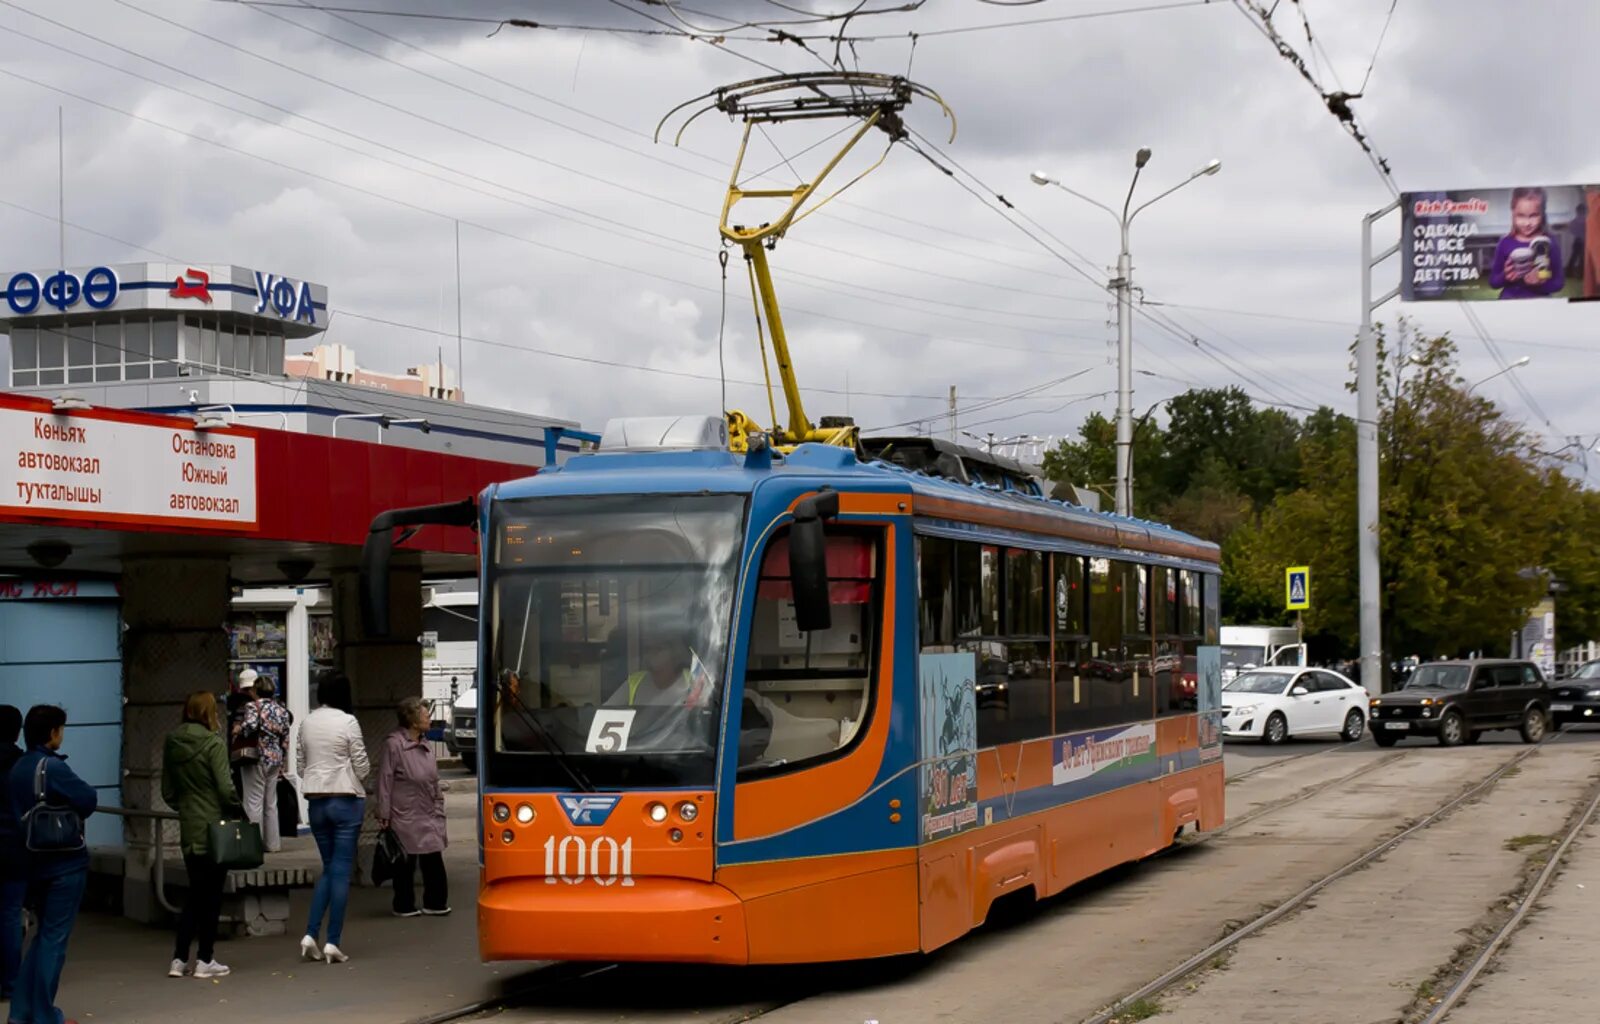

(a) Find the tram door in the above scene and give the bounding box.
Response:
[723,516,913,960]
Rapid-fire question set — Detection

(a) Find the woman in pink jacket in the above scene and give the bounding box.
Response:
[376,697,449,917]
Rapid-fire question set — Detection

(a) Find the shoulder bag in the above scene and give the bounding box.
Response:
[230,703,262,766]
[208,818,265,870]
[22,758,85,853]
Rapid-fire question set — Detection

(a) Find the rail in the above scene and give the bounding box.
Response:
[97,805,181,915]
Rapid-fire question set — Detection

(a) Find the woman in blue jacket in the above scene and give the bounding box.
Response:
[7,705,97,1024]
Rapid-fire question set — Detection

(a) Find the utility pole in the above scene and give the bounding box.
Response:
[1031,153,1220,518]
[948,385,957,442]
[1358,200,1402,698]
[1114,229,1134,517]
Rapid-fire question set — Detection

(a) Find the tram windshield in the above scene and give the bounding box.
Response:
[486,493,746,788]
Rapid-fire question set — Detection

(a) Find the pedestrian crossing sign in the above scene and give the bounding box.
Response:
[1286,567,1311,611]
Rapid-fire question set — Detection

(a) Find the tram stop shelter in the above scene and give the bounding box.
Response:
[0,258,590,932]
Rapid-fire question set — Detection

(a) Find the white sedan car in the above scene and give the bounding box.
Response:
[1221,667,1368,744]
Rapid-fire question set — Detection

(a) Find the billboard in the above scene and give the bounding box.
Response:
[1401,185,1600,302]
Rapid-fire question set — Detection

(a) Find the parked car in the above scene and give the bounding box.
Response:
[444,686,478,773]
[1220,667,1367,745]
[1548,660,1600,728]
[1368,660,1548,747]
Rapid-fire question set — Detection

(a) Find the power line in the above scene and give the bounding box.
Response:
[83,0,1103,312]
[0,64,1107,361]
[1358,0,1400,95]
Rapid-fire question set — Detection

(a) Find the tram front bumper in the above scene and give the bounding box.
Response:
[479,876,748,964]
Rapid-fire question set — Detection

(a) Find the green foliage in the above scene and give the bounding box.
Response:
[1036,328,1600,660]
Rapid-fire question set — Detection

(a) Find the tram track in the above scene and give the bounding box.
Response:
[1193,748,1405,844]
[1417,743,1600,1023]
[1223,742,1343,785]
[1076,736,1565,1024]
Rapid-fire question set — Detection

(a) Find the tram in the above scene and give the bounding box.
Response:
[358,72,1224,964]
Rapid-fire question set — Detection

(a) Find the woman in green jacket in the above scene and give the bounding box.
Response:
[161,691,243,980]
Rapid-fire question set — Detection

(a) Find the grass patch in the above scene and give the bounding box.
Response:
[1111,998,1162,1022]
[1505,834,1553,852]
[1415,979,1436,1002]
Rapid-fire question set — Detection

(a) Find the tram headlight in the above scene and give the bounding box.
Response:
[677,801,699,823]
[492,802,511,823]
[515,803,535,824]
[647,802,669,823]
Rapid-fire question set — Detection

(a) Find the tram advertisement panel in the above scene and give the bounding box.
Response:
[1050,723,1157,797]
[1401,184,1600,302]
[1197,645,1223,764]
[919,653,978,841]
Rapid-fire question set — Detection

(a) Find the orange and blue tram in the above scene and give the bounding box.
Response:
[363,424,1224,964]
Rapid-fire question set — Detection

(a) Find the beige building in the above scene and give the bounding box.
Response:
[285,342,461,401]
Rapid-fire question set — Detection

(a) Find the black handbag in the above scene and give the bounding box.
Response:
[371,828,404,886]
[208,819,265,870]
[22,758,84,853]
[276,777,301,839]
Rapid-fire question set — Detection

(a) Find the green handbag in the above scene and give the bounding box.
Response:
[208,819,265,870]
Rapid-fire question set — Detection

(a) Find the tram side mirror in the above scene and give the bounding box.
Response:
[360,498,478,637]
[789,490,841,633]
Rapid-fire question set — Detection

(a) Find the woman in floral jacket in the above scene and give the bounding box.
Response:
[237,675,294,853]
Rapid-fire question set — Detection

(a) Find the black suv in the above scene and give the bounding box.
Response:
[1369,659,1549,747]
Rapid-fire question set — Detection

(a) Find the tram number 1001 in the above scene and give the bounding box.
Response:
[542,836,636,886]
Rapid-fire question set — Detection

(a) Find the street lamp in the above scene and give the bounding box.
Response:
[1465,356,1531,393]
[1031,150,1221,517]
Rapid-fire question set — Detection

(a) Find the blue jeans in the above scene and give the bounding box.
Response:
[9,868,86,1024]
[304,796,364,948]
[1,874,24,999]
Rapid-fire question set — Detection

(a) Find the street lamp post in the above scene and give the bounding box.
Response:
[1031,152,1220,517]
[1464,356,1531,394]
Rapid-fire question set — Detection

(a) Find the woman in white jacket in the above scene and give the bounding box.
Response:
[296,672,370,964]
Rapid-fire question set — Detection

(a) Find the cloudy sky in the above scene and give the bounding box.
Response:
[0,0,1594,473]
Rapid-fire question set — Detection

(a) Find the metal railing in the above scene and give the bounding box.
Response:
[98,806,181,915]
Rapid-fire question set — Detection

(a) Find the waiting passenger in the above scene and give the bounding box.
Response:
[377,697,450,918]
[8,704,97,1024]
[0,704,24,1003]
[162,691,243,979]
[297,672,370,965]
[237,676,293,854]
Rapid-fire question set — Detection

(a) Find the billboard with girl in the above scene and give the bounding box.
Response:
[1402,184,1600,302]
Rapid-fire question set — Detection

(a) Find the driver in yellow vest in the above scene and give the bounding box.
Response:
[607,634,697,707]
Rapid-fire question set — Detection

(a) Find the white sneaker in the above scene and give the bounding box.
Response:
[167,958,188,978]
[421,907,452,916]
[299,935,322,962]
[194,960,231,978]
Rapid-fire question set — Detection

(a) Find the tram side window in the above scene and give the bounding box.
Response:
[918,535,955,648]
[739,529,881,775]
[1203,572,1221,644]
[954,541,983,638]
[1056,557,1141,732]
[1180,570,1203,638]
[1006,548,1047,638]
[1123,563,1154,720]
[975,640,1051,746]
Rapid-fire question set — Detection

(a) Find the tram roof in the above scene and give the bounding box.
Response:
[492,443,1219,567]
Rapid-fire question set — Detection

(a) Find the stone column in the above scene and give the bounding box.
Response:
[120,555,232,924]
[329,562,422,879]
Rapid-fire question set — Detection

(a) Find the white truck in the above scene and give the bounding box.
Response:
[422,585,479,770]
[1220,625,1306,683]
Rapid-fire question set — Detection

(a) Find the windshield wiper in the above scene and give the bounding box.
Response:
[500,680,597,793]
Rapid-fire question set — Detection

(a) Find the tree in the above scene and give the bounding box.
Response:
[1229,331,1551,662]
